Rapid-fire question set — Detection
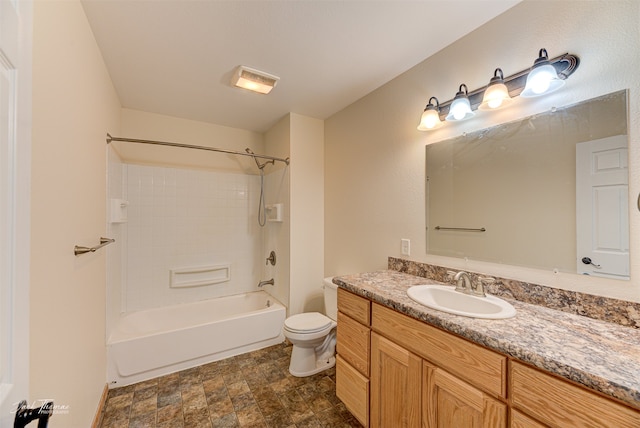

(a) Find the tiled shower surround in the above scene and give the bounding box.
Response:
[122,164,263,312]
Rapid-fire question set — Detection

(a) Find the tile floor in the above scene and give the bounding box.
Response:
[98,342,362,427]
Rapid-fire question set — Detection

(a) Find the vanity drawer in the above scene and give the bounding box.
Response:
[510,409,546,428]
[338,288,371,326]
[336,355,369,427]
[372,303,506,398]
[337,311,370,376]
[510,361,640,427]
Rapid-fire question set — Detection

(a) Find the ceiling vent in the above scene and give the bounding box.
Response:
[231,65,279,94]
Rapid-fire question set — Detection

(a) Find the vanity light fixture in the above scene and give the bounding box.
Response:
[417,97,443,130]
[478,68,512,110]
[521,48,565,97]
[231,65,280,94]
[445,84,475,121]
[417,49,580,130]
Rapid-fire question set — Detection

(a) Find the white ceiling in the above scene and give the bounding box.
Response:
[82,0,520,133]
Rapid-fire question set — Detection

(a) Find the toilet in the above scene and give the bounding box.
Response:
[283,277,338,377]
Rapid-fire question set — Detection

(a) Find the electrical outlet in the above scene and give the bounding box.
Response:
[401,239,410,256]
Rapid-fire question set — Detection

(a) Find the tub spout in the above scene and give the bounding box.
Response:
[258,278,274,287]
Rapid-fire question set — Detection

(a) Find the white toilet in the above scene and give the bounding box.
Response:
[283,277,338,377]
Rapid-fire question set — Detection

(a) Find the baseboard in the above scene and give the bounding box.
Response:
[91,383,109,428]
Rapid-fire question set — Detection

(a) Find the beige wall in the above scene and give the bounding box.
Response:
[263,113,325,316]
[325,0,640,301]
[263,115,291,309]
[31,1,121,426]
[119,108,264,173]
[289,114,325,315]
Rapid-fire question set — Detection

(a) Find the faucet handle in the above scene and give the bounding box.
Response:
[266,250,276,266]
[472,276,495,297]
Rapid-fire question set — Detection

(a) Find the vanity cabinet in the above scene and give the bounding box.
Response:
[371,303,506,428]
[510,361,640,427]
[336,289,640,428]
[336,288,371,427]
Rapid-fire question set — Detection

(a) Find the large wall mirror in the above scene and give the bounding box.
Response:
[425,90,629,280]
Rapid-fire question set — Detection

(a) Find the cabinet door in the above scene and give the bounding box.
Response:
[423,361,506,428]
[370,332,421,428]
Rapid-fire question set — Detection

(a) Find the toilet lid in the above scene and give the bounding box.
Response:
[284,312,332,333]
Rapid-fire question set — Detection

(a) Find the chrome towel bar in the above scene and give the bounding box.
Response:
[434,226,486,232]
[74,237,115,256]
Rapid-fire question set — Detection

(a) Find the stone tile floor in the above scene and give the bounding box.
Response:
[98,342,362,427]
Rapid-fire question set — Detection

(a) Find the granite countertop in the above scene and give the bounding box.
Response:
[334,270,640,410]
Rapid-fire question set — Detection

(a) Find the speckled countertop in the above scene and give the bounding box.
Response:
[334,270,640,410]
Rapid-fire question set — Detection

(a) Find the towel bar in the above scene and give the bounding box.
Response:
[74,237,115,256]
[434,226,486,232]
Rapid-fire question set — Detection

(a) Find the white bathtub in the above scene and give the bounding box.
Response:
[107,291,286,387]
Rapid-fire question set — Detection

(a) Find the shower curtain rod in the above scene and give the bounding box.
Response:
[106,133,290,165]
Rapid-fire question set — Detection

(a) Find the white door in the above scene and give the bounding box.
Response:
[0,0,31,423]
[576,135,629,279]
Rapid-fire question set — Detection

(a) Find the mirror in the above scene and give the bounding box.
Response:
[425,91,629,280]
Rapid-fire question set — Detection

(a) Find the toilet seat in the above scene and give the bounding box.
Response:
[284,312,332,334]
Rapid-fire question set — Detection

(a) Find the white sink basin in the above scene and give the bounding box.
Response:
[407,285,516,319]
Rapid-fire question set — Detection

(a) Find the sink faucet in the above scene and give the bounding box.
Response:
[454,271,472,293]
[258,278,274,287]
[453,271,486,297]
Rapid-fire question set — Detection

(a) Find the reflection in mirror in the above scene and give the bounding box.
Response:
[425,91,629,280]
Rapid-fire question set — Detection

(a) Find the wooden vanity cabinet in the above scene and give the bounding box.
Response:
[336,288,371,427]
[510,361,640,427]
[370,303,506,428]
[336,290,640,428]
[371,303,507,399]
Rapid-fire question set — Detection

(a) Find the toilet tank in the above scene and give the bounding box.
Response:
[323,277,338,321]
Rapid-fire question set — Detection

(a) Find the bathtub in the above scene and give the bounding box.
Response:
[107,291,286,387]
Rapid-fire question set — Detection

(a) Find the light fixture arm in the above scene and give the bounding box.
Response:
[427,96,440,110]
[434,52,579,120]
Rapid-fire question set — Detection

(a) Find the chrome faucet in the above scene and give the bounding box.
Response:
[453,271,487,297]
[258,278,274,287]
[454,271,472,293]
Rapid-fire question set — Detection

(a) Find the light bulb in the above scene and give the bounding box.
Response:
[417,97,443,131]
[528,65,555,94]
[479,69,512,111]
[445,85,474,122]
[453,105,466,120]
[521,50,565,98]
[488,98,503,109]
[447,97,473,121]
[421,111,439,129]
